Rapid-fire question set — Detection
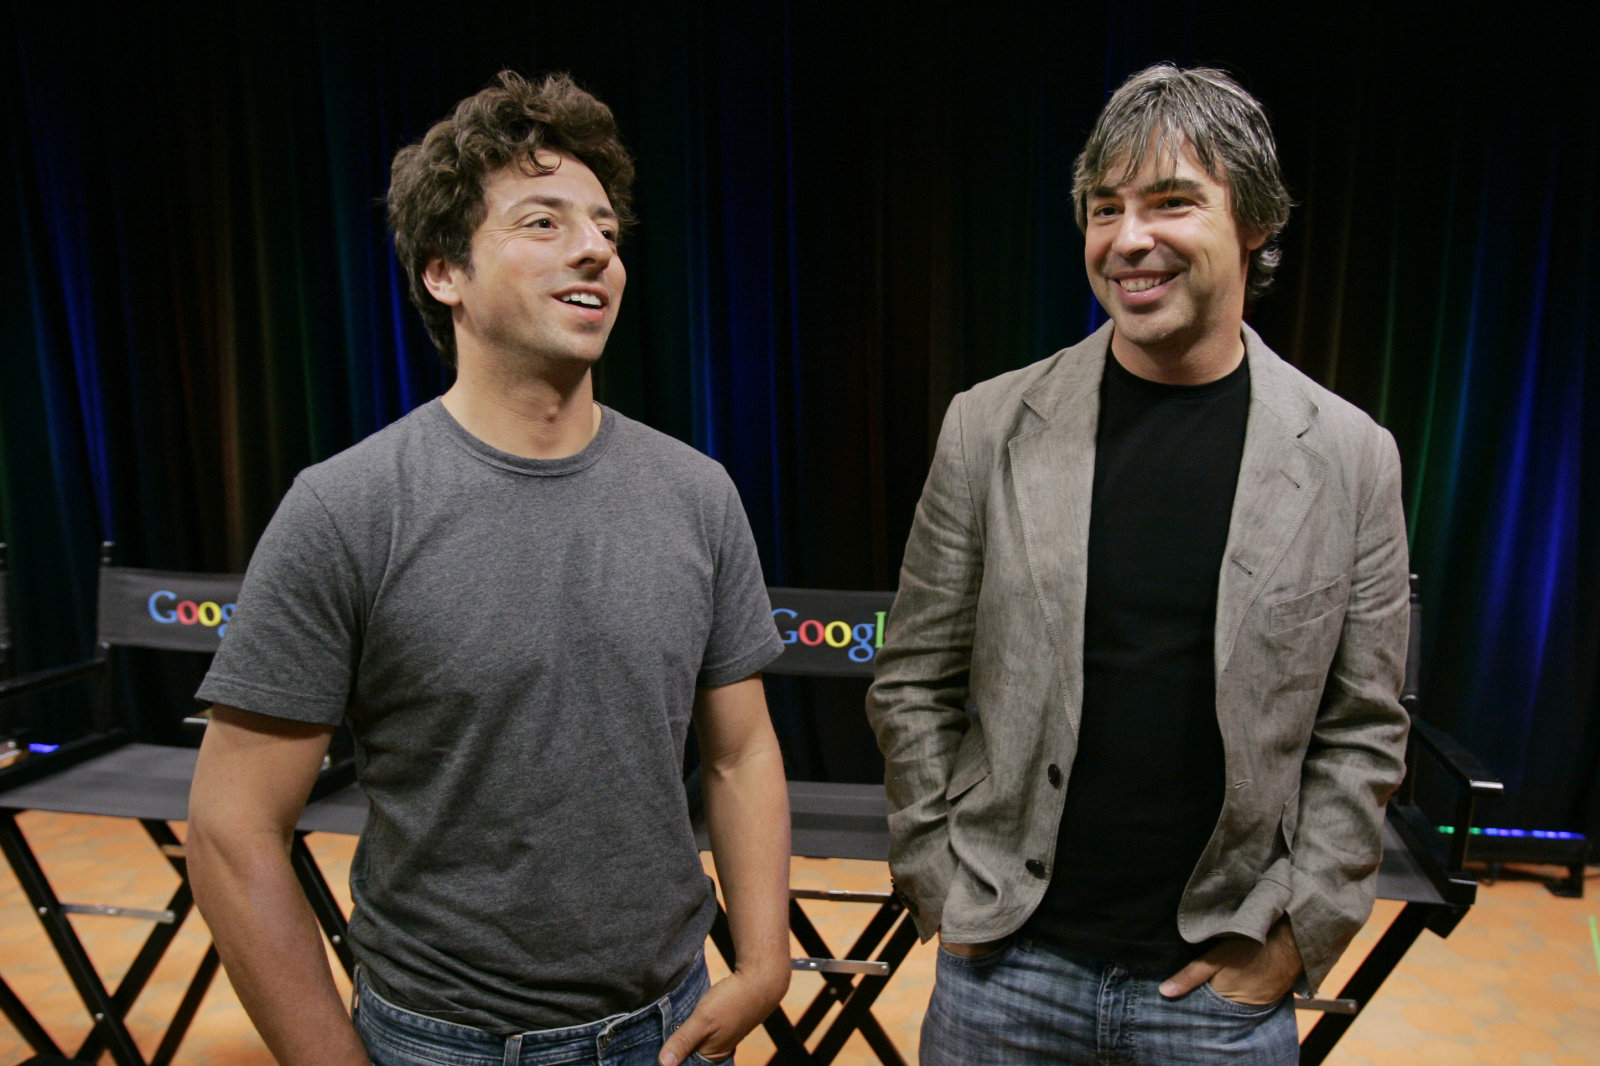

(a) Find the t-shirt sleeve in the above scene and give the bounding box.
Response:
[696,475,783,688]
[195,476,362,725]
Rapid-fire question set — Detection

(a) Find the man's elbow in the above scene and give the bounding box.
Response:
[187,788,294,893]
[702,739,785,786]
[184,804,237,924]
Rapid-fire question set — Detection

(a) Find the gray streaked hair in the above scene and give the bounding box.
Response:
[1073,64,1292,302]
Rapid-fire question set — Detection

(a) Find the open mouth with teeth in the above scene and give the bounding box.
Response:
[1116,274,1177,293]
[559,292,604,308]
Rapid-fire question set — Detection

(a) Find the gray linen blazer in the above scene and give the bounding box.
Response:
[866,322,1411,990]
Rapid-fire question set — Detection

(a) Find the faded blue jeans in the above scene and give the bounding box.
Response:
[353,953,727,1066]
[920,937,1297,1065]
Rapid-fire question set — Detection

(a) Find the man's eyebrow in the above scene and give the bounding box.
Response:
[1089,176,1209,201]
[505,194,618,220]
[1138,176,1207,197]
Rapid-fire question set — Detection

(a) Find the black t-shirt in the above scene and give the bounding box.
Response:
[1024,350,1250,972]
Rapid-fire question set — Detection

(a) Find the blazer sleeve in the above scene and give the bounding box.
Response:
[1287,428,1412,990]
[866,393,985,939]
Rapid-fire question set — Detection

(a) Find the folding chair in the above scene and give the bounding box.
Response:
[0,539,64,1061]
[0,544,347,1066]
[694,587,917,1066]
[1296,575,1504,1063]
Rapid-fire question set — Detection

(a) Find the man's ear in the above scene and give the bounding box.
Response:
[422,256,465,307]
[1240,227,1269,253]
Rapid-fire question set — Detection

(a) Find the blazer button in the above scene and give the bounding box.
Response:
[1025,859,1047,878]
[1047,764,1063,787]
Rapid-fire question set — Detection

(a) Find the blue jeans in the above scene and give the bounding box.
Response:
[353,954,727,1066]
[921,937,1297,1066]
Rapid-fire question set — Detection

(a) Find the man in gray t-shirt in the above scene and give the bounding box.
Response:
[188,72,792,1066]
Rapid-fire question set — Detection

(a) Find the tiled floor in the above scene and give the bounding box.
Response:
[1,811,1596,1064]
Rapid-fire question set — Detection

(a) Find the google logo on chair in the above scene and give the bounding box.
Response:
[147,590,235,638]
[774,608,887,664]
[767,589,895,671]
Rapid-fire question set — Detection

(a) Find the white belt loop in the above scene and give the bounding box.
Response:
[502,1033,522,1066]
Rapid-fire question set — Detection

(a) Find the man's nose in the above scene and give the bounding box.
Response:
[1111,212,1156,257]
[568,221,615,269]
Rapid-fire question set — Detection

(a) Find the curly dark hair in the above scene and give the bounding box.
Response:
[387,71,636,368]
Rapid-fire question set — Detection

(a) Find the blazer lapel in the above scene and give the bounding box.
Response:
[1216,326,1329,673]
[1009,324,1110,732]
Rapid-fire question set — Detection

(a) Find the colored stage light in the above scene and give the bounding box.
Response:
[1436,825,1587,841]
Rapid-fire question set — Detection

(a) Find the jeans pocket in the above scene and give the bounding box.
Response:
[1198,981,1286,1017]
[936,936,1014,968]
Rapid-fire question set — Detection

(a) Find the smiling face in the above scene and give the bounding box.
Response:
[1083,143,1265,382]
[424,151,625,376]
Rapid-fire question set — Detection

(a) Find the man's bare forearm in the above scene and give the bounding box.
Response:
[189,824,369,1065]
[189,707,368,1065]
[702,740,792,990]
[660,677,791,1066]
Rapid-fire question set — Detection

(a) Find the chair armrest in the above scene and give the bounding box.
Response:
[0,658,115,790]
[0,729,130,793]
[0,658,106,707]
[1399,712,1505,878]
[1410,718,1503,799]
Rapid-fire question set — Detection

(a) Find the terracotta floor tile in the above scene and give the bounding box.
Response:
[1411,1038,1480,1064]
[1479,1020,1563,1055]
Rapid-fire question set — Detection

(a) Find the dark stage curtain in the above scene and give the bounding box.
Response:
[5,3,1597,837]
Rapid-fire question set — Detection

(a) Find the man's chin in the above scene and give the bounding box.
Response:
[495,345,608,382]
[1108,312,1188,353]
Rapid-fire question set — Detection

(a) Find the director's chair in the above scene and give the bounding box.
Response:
[1296,575,1504,1063]
[0,545,347,1065]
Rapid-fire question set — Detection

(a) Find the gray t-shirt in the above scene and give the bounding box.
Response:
[198,400,784,1033]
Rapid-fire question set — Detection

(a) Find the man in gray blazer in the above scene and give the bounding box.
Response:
[867,64,1410,1065]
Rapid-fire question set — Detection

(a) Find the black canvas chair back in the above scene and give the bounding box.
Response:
[95,566,242,656]
[766,587,893,680]
[0,548,244,788]
[685,587,890,804]
[0,543,11,679]
[683,587,889,805]
[1403,574,1422,702]
[91,563,246,747]
[1393,574,1502,877]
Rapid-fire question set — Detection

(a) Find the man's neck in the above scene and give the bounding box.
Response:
[441,355,600,460]
[1110,329,1247,386]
